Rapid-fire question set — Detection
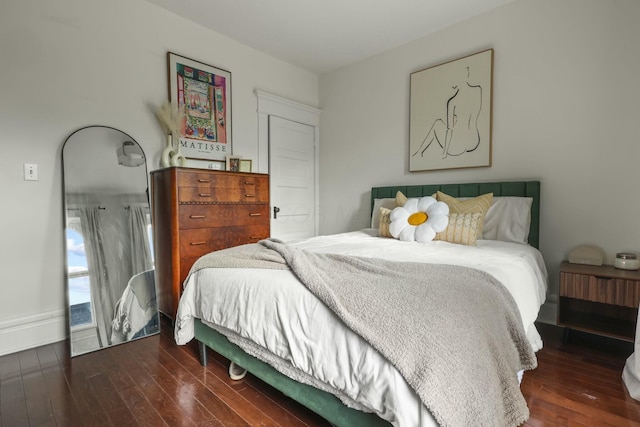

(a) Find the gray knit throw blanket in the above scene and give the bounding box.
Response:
[190,239,537,427]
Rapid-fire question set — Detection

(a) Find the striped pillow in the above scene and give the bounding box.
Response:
[379,207,393,237]
[435,191,493,239]
[435,191,493,214]
[436,213,483,245]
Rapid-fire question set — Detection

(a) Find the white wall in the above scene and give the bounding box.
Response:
[0,0,318,355]
[318,0,640,320]
[3,0,639,354]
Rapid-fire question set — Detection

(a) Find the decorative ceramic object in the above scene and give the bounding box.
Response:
[160,135,173,168]
[154,101,185,168]
[615,253,640,270]
[169,138,186,167]
[160,134,185,168]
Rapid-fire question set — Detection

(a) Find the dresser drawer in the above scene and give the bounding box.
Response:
[178,204,269,229]
[178,169,267,188]
[559,272,640,308]
[178,186,268,203]
[179,224,270,258]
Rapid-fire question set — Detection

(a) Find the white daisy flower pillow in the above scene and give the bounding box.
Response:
[389,196,449,242]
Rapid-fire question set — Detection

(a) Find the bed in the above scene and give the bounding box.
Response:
[174,180,547,427]
[111,269,159,344]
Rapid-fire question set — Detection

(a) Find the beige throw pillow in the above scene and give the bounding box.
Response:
[436,213,484,245]
[379,207,393,237]
[436,191,493,214]
[435,191,493,240]
[371,191,408,229]
[395,191,408,207]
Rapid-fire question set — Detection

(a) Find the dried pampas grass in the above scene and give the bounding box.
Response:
[154,100,184,138]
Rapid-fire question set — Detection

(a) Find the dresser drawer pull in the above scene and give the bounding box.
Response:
[197,179,211,183]
[244,181,255,185]
[595,276,612,281]
[245,194,256,198]
[249,213,262,217]
[190,241,206,246]
[189,215,206,219]
[250,236,263,240]
[199,193,211,197]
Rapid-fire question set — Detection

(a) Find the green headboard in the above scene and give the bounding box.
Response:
[371,181,541,249]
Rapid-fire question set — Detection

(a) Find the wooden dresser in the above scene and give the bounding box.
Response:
[151,167,270,319]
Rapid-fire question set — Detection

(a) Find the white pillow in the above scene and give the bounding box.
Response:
[371,198,397,228]
[482,197,533,244]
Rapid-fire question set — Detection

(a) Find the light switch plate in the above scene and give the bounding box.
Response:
[24,163,38,181]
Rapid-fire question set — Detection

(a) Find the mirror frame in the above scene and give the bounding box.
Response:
[62,125,159,356]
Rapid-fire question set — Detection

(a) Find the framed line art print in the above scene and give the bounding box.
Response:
[409,49,493,172]
[168,52,232,162]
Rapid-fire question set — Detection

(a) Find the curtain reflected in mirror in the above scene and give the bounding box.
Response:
[63,126,159,356]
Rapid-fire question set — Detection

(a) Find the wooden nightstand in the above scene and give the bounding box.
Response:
[558,261,640,342]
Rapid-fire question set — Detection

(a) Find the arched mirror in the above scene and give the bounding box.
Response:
[62,126,159,357]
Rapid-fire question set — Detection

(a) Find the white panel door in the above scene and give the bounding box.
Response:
[269,116,316,241]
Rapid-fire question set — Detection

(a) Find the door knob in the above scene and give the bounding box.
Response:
[273,206,280,219]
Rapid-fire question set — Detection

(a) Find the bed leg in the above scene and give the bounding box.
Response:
[228,361,248,380]
[198,341,208,366]
[562,327,571,345]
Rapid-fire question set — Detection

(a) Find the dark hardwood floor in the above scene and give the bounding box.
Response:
[2,319,640,426]
[522,324,640,426]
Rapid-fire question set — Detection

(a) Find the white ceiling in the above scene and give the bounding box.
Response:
[144,0,515,74]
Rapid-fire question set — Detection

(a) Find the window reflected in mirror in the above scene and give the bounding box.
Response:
[66,222,95,328]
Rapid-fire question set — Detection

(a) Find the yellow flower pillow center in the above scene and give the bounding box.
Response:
[408,212,428,226]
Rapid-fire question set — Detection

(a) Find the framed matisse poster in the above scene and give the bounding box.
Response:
[409,49,493,172]
[168,52,232,162]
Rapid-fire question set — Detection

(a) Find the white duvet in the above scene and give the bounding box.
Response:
[175,229,548,426]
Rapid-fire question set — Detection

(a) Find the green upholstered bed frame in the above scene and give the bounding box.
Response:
[371,180,541,249]
[195,180,541,426]
[195,320,389,426]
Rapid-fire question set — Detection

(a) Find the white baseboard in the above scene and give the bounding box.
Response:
[0,309,68,356]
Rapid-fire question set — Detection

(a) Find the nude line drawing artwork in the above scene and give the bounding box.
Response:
[412,66,482,159]
[409,49,492,172]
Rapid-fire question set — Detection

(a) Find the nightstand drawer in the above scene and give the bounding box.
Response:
[178,204,269,229]
[560,272,640,308]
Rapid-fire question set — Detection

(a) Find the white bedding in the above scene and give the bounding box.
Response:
[111,269,157,344]
[175,229,548,426]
